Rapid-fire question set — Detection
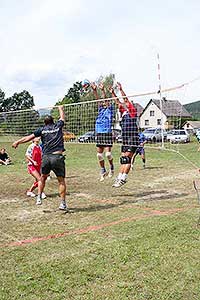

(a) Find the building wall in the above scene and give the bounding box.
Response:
[140,102,167,128]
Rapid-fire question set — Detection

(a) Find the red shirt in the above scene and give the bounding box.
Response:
[26,143,42,169]
[119,101,137,118]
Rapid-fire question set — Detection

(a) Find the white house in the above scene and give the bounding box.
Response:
[140,99,191,129]
[183,120,200,134]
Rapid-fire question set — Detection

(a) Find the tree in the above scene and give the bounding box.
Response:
[0,89,5,112]
[0,90,40,136]
[4,90,34,112]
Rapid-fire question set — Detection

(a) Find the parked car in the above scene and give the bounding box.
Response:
[78,131,96,143]
[167,129,190,143]
[143,128,167,143]
[63,131,76,142]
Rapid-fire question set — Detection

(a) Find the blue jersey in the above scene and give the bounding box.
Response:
[95,104,113,133]
[138,132,146,144]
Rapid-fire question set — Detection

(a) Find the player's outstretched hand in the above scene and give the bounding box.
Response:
[117,82,122,91]
[108,86,114,93]
[90,82,97,90]
[99,82,104,90]
[12,141,19,149]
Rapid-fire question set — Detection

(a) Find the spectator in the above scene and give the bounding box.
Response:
[0,148,11,165]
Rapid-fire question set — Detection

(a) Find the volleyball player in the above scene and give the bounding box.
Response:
[131,130,147,169]
[26,137,46,199]
[110,82,139,187]
[91,82,114,181]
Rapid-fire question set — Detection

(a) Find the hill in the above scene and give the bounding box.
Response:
[184,100,200,119]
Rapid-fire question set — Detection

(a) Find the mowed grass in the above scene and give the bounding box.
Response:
[0,140,200,300]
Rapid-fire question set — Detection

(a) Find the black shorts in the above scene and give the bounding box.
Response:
[96,133,113,148]
[121,145,138,153]
[41,154,66,178]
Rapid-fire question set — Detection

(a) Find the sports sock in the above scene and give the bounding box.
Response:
[121,173,128,181]
[117,173,123,180]
[101,167,106,174]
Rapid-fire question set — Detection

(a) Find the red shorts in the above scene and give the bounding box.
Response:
[28,165,41,174]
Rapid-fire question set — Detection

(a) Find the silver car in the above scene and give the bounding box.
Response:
[143,128,167,143]
[167,129,190,143]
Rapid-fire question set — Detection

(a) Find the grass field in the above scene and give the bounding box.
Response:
[0,140,200,300]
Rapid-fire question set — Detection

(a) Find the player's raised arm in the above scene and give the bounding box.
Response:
[90,82,99,100]
[12,134,35,149]
[99,82,106,99]
[109,85,120,107]
[58,105,65,122]
[117,82,130,103]
[117,82,137,118]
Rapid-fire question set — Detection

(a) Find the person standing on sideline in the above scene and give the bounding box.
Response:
[91,82,114,181]
[110,82,139,187]
[12,106,68,211]
[25,137,46,199]
[131,130,147,169]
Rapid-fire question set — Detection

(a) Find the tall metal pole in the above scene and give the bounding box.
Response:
[157,53,164,148]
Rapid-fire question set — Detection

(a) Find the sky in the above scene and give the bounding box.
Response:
[1,0,200,108]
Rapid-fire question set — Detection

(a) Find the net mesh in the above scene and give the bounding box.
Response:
[0,84,194,153]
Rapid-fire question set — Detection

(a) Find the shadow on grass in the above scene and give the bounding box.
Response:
[69,190,189,213]
[143,166,164,170]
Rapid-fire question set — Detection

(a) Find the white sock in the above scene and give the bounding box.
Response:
[121,173,128,181]
[117,173,123,180]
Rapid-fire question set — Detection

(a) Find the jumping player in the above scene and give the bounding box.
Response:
[110,82,139,187]
[91,82,114,181]
[12,106,67,211]
[26,137,46,199]
[131,130,147,169]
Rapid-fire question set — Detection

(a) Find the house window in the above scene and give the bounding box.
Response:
[145,120,149,126]
[150,110,155,116]
[157,119,161,125]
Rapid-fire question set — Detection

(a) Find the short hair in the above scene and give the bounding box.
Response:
[44,115,54,125]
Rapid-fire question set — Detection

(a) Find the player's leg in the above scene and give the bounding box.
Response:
[105,146,114,177]
[57,176,68,211]
[36,155,50,205]
[113,146,135,188]
[141,149,146,168]
[131,149,138,170]
[51,154,68,210]
[97,146,108,181]
[27,168,41,197]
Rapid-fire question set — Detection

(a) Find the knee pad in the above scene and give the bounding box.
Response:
[120,156,131,164]
[97,153,104,161]
[105,151,112,160]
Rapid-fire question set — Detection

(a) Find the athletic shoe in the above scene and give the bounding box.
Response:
[59,201,68,211]
[41,192,46,199]
[26,191,36,197]
[112,179,127,188]
[100,172,108,182]
[108,169,114,178]
[36,197,42,205]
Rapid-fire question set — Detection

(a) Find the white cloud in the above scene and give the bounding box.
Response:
[1,0,200,107]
